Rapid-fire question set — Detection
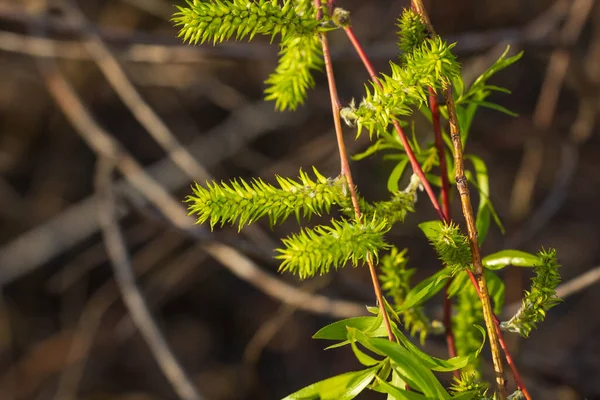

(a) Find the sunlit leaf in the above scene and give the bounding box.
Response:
[282,367,378,400]
[368,338,451,399]
[387,158,410,193]
[482,250,540,270]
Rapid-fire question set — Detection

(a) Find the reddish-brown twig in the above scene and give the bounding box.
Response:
[428,87,458,376]
[316,1,395,342]
[344,27,446,222]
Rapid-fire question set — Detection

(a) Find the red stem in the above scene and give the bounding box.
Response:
[344,21,531,398]
[344,27,446,223]
[429,87,459,377]
[429,88,451,219]
[316,0,395,342]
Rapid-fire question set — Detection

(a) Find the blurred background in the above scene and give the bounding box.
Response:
[0,0,599,399]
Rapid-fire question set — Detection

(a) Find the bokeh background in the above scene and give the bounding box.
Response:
[1,0,599,399]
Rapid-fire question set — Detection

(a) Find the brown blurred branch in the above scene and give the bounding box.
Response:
[509,0,595,222]
[94,156,203,400]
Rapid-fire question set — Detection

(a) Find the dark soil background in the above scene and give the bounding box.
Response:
[1,0,599,399]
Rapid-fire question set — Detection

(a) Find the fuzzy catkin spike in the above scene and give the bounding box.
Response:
[277,218,390,279]
[379,247,432,343]
[397,9,428,55]
[420,221,472,272]
[173,0,323,46]
[264,35,323,111]
[454,284,484,377]
[501,249,562,337]
[341,36,460,138]
[186,168,347,231]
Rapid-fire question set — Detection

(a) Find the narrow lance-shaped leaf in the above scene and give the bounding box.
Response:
[282,367,379,400]
[482,249,541,270]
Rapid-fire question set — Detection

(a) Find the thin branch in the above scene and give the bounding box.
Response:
[95,156,202,400]
[316,0,394,341]
[344,27,446,222]
[427,87,457,372]
[444,86,507,399]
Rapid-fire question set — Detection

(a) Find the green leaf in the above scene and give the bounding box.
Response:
[470,48,524,92]
[368,338,450,399]
[482,250,540,270]
[282,367,378,400]
[349,333,382,366]
[398,267,453,312]
[392,323,486,372]
[313,316,388,341]
[447,270,471,298]
[486,271,505,315]
[374,376,430,400]
[387,158,410,193]
[465,155,494,245]
[463,100,518,117]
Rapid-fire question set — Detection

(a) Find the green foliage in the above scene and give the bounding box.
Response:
[186,167,346,230]
[379,247,433,343]
[277,218,390,279]
[419,221,472,272]
[466,154,504,245]
[264,35,323,110]
[454,47,523,142]
[282,367,379,400]
[173,0,323,45]
[482,250,540,270]
[501,249,562,337]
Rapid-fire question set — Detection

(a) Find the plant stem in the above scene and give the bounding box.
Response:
[428,87,458,376]
[445,86,507,399]
[429,88,452,219]
[316,1,394,342]
[466,273,532,399]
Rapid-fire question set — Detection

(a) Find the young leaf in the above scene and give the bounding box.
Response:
[368,338,451,399]
[465,154,504,245]
[482,250,540,270]
[392,324,486,373]
[485,271,505,315]
[313,316,388,341]
[373,376,430,400]
[398,267,453,312]
[387,158,410,193]
[282,367,378,400]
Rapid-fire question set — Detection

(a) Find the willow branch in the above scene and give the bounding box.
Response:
[316,0,394,341]
[427,87,458,373]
